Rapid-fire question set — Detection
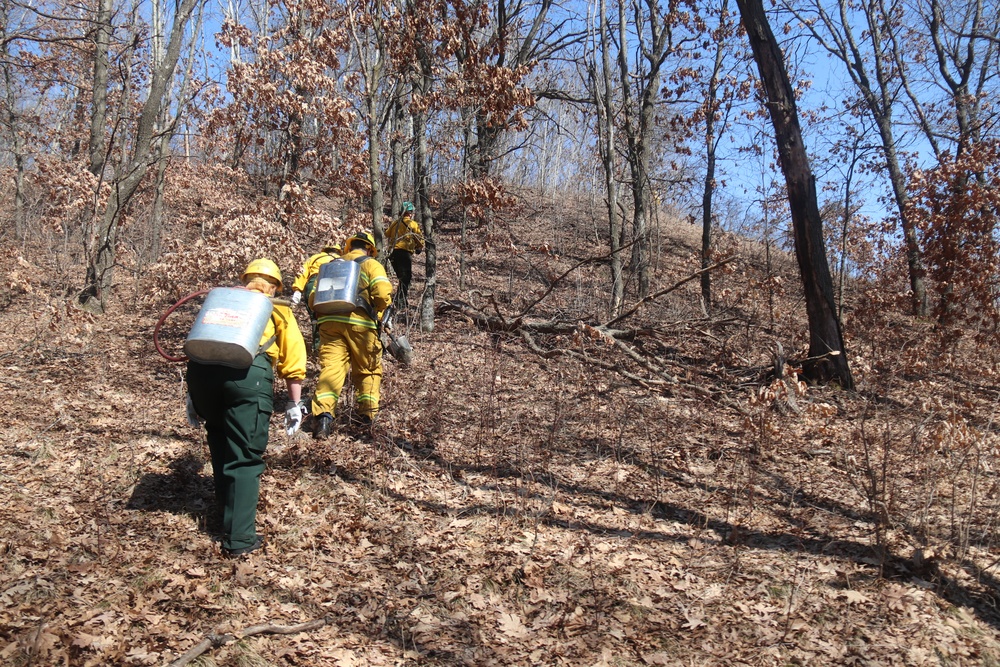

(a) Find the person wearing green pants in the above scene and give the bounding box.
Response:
[186,259,307,557]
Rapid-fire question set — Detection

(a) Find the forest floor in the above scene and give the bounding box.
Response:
[4,192,1000,666]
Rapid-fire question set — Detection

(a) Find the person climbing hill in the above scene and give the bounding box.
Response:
[289,240,342,352]
[384,202,424,311]
[185,258,307,558]
[311,232,393,438]
[290,240,343,309]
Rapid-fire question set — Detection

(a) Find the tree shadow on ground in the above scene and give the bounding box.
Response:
[125,451,219,535]
[361,435,1000,633]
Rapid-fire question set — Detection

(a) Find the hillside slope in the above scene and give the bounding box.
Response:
[3,193,1000,666]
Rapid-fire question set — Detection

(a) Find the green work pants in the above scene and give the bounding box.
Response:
[187,355,274,551]
[389,249,413,311]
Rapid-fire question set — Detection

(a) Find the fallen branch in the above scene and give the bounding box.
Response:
[519,330,666,390]
[515,237,640,318]
[167,617,331,667]
[440,298,750,414]
[519,329,748,413]
[437,299,646,340]
[603,257,735,328]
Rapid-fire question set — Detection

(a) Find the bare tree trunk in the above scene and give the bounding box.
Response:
[879,115,928,316]
[467,0,558,179]
[736,0,854,388]
[390,92,409,217]
[700,18,727,313]
[0,8,27,238]
[590,0,623,315]
[148,0,202,261]
[414,56,436,332]
[276,96,303,224]
[88,0,113,178]
[786,0,928,316]
[275,10,313,224]
[347,2,389,247]
[472,116,494,179]
[148,0,166,260]
[368,94,386,246]
[924,0,995,322]
[459,105,473,290]
[616,0,668,299]
[79,0,201,313]
[837,136,861,320]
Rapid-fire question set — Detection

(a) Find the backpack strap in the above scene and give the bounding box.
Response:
[256,334,277,356]
[256,302,291,356]
[353,256,380,325]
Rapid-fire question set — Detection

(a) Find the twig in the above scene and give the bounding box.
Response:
[519,330,663,389]
[437,299,652,340]
[445,301,749,414]
[603,257,735,328]
[515,237,640,318]
[166,617,331,667]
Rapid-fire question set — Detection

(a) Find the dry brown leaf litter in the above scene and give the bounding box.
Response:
[2,197,1000,666]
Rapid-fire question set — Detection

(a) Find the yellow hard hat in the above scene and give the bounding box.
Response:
[322,240,342,253]
[349,231,378,258]
[241,258,282,290]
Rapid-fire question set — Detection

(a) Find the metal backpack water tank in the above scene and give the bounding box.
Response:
[311,259,362,315]
[183,287,274,368]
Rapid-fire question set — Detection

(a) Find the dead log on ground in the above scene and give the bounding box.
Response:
[438,299,748,415]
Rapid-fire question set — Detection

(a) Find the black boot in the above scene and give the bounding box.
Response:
[314,412,333,439]
[223,535,265,558]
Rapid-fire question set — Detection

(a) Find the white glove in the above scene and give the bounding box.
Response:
[290,290,302,306]
[185,393,202,428]
[284,401,304,435]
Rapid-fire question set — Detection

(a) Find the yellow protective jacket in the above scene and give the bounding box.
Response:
[291,250,340,293]
[315,249,392,330]
[385,215,424,254]
[257,298,307,381]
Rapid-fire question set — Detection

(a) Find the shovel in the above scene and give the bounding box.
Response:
[379,306,413,365]
[384,330,414,365]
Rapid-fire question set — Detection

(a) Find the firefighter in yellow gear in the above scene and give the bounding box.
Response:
[290,239,343,307]
[312,232,393,438]
[289,240,343,353]
[384,201,424,311]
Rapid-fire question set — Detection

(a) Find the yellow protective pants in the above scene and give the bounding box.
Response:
[311,321,383,419]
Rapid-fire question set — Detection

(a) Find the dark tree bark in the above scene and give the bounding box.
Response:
[735,0,854,388]
[389,92,409,219]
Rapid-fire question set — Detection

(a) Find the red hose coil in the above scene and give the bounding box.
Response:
[154,289,210,362]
